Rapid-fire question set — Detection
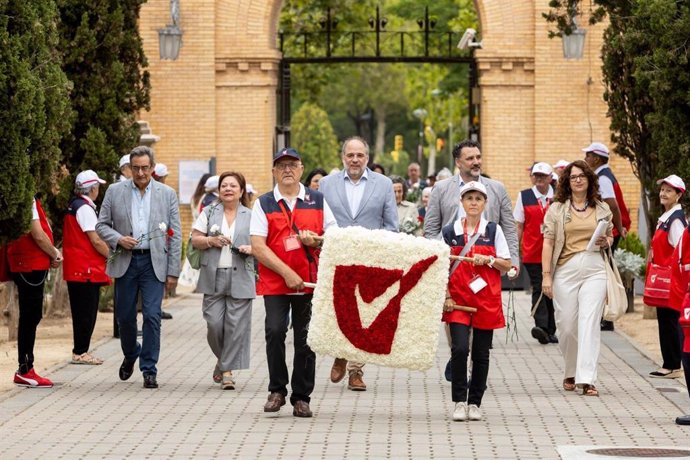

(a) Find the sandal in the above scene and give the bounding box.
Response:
[71,352,103,365]
[582,384,599,397]
[221,371,235,390]
[562,377,576,391]
[213,363,222,384]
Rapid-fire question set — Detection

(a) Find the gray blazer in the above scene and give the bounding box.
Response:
[194,203,256,299]
[423,174,520,266]
[318,168,398,231]
[96,179,182,283]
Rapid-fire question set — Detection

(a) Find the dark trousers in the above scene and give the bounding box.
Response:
[264,294,315,405]
[13,270,48,374]
[524,263,556,334]
[67,281,102,355]
[114,254,164,376]
[450,323,493,406]
[657,307,683,370]
[683,352,690,396]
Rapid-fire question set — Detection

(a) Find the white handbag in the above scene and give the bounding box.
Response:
[603,246,627,322]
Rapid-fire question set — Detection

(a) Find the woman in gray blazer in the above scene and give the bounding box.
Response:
[191,172,256,390]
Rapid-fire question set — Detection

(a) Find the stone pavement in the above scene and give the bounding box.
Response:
[0,289,689,459]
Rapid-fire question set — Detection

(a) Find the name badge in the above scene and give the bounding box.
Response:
[468,274,487,294]
[284,234,302,252]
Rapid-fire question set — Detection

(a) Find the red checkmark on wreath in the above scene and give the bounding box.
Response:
[332,255,438,354]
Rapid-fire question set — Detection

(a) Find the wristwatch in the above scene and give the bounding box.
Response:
[488,256,495,268]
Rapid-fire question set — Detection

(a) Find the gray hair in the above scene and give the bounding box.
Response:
[75,183,99,196]
[129,145,155,165]
[340,136,370,157]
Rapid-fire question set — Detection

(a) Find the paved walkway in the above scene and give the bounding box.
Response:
[0,289,689,459]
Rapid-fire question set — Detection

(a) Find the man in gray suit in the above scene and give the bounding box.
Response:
[424,139,519,268]
[96,146,182,389]
[318,136,398,391]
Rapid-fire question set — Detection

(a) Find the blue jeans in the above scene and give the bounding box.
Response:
[115,253,164,376]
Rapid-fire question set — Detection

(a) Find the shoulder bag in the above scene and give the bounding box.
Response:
[603,245,627,322]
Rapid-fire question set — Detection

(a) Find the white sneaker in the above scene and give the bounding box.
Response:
[468,404,482,421]
[452,402,468,421]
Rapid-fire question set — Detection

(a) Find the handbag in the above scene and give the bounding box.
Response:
[643,262,672,307]
[602,246,627,322]
[186,233,201,270]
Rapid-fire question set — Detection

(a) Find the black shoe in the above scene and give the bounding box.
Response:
[676,414,690,425]
[143,374,158,389]
[119,358,136,381]
[601,320,614,331]
[548,334,559,344]
[531,327,549,345]
[444,358,452,382]
[161,311,173,320]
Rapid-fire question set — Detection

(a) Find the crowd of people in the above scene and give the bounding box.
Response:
[3,137,689,426]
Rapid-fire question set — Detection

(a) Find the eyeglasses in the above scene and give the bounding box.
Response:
[274,162,301,171]
[131,165,152,173]
[569,174,587,182]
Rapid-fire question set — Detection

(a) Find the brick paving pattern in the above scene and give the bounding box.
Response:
[0,290,688,459]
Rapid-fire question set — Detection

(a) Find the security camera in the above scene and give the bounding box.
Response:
[457,28,481,49]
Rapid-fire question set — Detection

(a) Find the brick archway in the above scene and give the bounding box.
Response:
[139,0,639,233]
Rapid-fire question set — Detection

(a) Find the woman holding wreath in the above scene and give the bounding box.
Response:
[191,171,255,390]
[442,181,512,422]
[541,160,613,397]
[645,175,687,379]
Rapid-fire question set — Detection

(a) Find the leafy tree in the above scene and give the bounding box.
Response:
[544,0,690,234]
[291,103,341,175]
[0,0,72,242]
[51,0,151,226]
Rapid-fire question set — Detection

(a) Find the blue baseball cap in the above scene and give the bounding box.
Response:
[273,148,301,165]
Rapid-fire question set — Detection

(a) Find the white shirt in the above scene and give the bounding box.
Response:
[250,183,338,237]
[75,195,98,232]
[594,165,615,199]
[131,181,153,249]
[31,199,39,220]
[452,217,510,259]
[513,185,554,223]
[657,203,685,248]
[193,211,237,268]
[344,169,369,217]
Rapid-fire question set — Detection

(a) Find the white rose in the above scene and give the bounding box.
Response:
[158,222,167,232]
[210,224,220,235]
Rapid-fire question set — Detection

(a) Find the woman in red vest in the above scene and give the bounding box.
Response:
[7,197,62,387]
[62,171,111,365]
[672,225,690,425]
[644,175,687,379]
[442,181,512,422]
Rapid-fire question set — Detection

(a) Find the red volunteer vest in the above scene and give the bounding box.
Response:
[519,189,549,264]
[598,167,631,237]
[441,221,505,330]
[670,228,690,312]
[7,199,53,272]
[62,197,110,284]
[256,190,324,296]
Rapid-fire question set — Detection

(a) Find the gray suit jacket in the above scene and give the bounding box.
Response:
[318,168,398,231]
[194,203,256,299]
[96,179,182,283]
[423,174,519,266]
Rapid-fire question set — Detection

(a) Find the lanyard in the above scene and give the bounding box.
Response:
[462,219,481,255]
[537,196,551,215]
[278,200,299,234]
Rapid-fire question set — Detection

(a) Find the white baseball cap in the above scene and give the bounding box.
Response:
[204,175,219,192]
[656,174,686,193]
[552,172,559,182]
[582,142,609,158]
[119,154,130,168]
[154,163,169,177]
[459,181,488,198]
[531,162,553,176]
[75,170,106,187]
[246,183,255,194]
[553,159,570,169]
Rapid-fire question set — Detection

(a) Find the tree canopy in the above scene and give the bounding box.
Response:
[291,103,341,175]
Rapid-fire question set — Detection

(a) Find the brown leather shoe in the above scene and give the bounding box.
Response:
[263,392,286,412]
[330,358,348,383]
[347,370,367,391]
[292,400,313,418]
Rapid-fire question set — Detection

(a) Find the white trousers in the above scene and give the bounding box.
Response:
[552,251,607,385]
